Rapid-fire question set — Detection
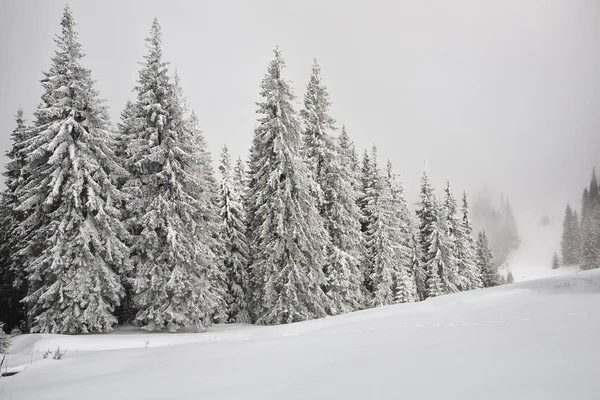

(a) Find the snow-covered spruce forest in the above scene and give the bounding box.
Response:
[0,7,519,336]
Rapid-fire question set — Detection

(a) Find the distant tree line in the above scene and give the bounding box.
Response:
[559,168,600,270]
[0,6,509,335]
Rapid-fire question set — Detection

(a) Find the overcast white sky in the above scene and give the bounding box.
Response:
[1,0,599,217]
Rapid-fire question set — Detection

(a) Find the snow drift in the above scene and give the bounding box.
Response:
[1,269,599,400]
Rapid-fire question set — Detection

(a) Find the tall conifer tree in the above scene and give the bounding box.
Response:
[122,20,222,331]
[17,6,129,333]
[245,48,329,324]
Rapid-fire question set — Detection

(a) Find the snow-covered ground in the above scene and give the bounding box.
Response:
[1,269,599,399]
[507,213,580,281]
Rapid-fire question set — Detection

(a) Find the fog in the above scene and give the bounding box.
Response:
[1,0,599,218]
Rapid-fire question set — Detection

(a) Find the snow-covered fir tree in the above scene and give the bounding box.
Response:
[385,161,417,304]
[561,203,580,265]
[361,147,402,307]
[440,181,462,292]
[552,252,560,269]
[300,60,364,314]
[476,230,499,288]
[122,20,222,331]
[572,210,581,263]
[337,126,361,194]
[580,171,600,270]
[16,6,129,333]
[0,108,29,332]
[506,268,515,284]
[457,191,483,290]
[218,146,251,323]
[233,157,246,191]
[416,166,455,298]
[245,48,329,324]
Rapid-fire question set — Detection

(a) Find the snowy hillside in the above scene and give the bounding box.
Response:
[507,213,580,281]
[2,270,599,400]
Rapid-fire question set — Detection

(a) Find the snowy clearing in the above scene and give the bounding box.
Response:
[1,269,599,400]
[508,213,580,281]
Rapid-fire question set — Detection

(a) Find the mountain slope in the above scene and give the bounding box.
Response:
[1,270,599,400]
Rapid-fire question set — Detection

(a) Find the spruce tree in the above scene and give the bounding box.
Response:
[458,191,483,290]
[361,148,403,307]
[561,204,578,265]
[300,61,364,314]
[477,231,499,288]
[416,167,453,298]
[572,210,581,263]
[123,20,222,331]
[441,181,462,292]
[580,171,600,270]
[233,157,246,191]
[218,146,251,323]
[337,126,361,194]
[17,6,129,333]
[386,161,417,304]
[0,109,29,332]
[552,252,560,269]
[245,48,329,324]
[408,217,426,300]
[506,268,515,284]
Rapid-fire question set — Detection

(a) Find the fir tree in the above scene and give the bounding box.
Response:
[506,268,515,284]
[245,48,329,324]
[457,191,483,290]
[580,171,600,270]
[440,181,461,293]
[0,109,29,332]
[408,217,426,300]
[123,20,222,331]
[233,157,246,191]
[337,126,361,194]
[477,231,499,288]
[218,146,251,323]
[561,204,578,265]
[572,210,581,263]
[386,162,417,304]
[361,148,402,306]
[552,252,560,269]
[17,6,129,333]
[300,60,364,314]
[416,166,454,298]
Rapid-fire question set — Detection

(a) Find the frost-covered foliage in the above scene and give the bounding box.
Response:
[122,20,222,331]
[246,48,329,324]
[361,147,404,307]
[0,322,10,353]
[580,171,600,270]
[440,181,461,293]
[16,6,129,333]
[0,109,29,332]
[552,252,560,269]
[477,231,499,287]
[301,61,364,314]
[561,204,580,265]
[458,192,483,290]
[385,161,418,304]
[218,146,251,323]
[416,167,454,298]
